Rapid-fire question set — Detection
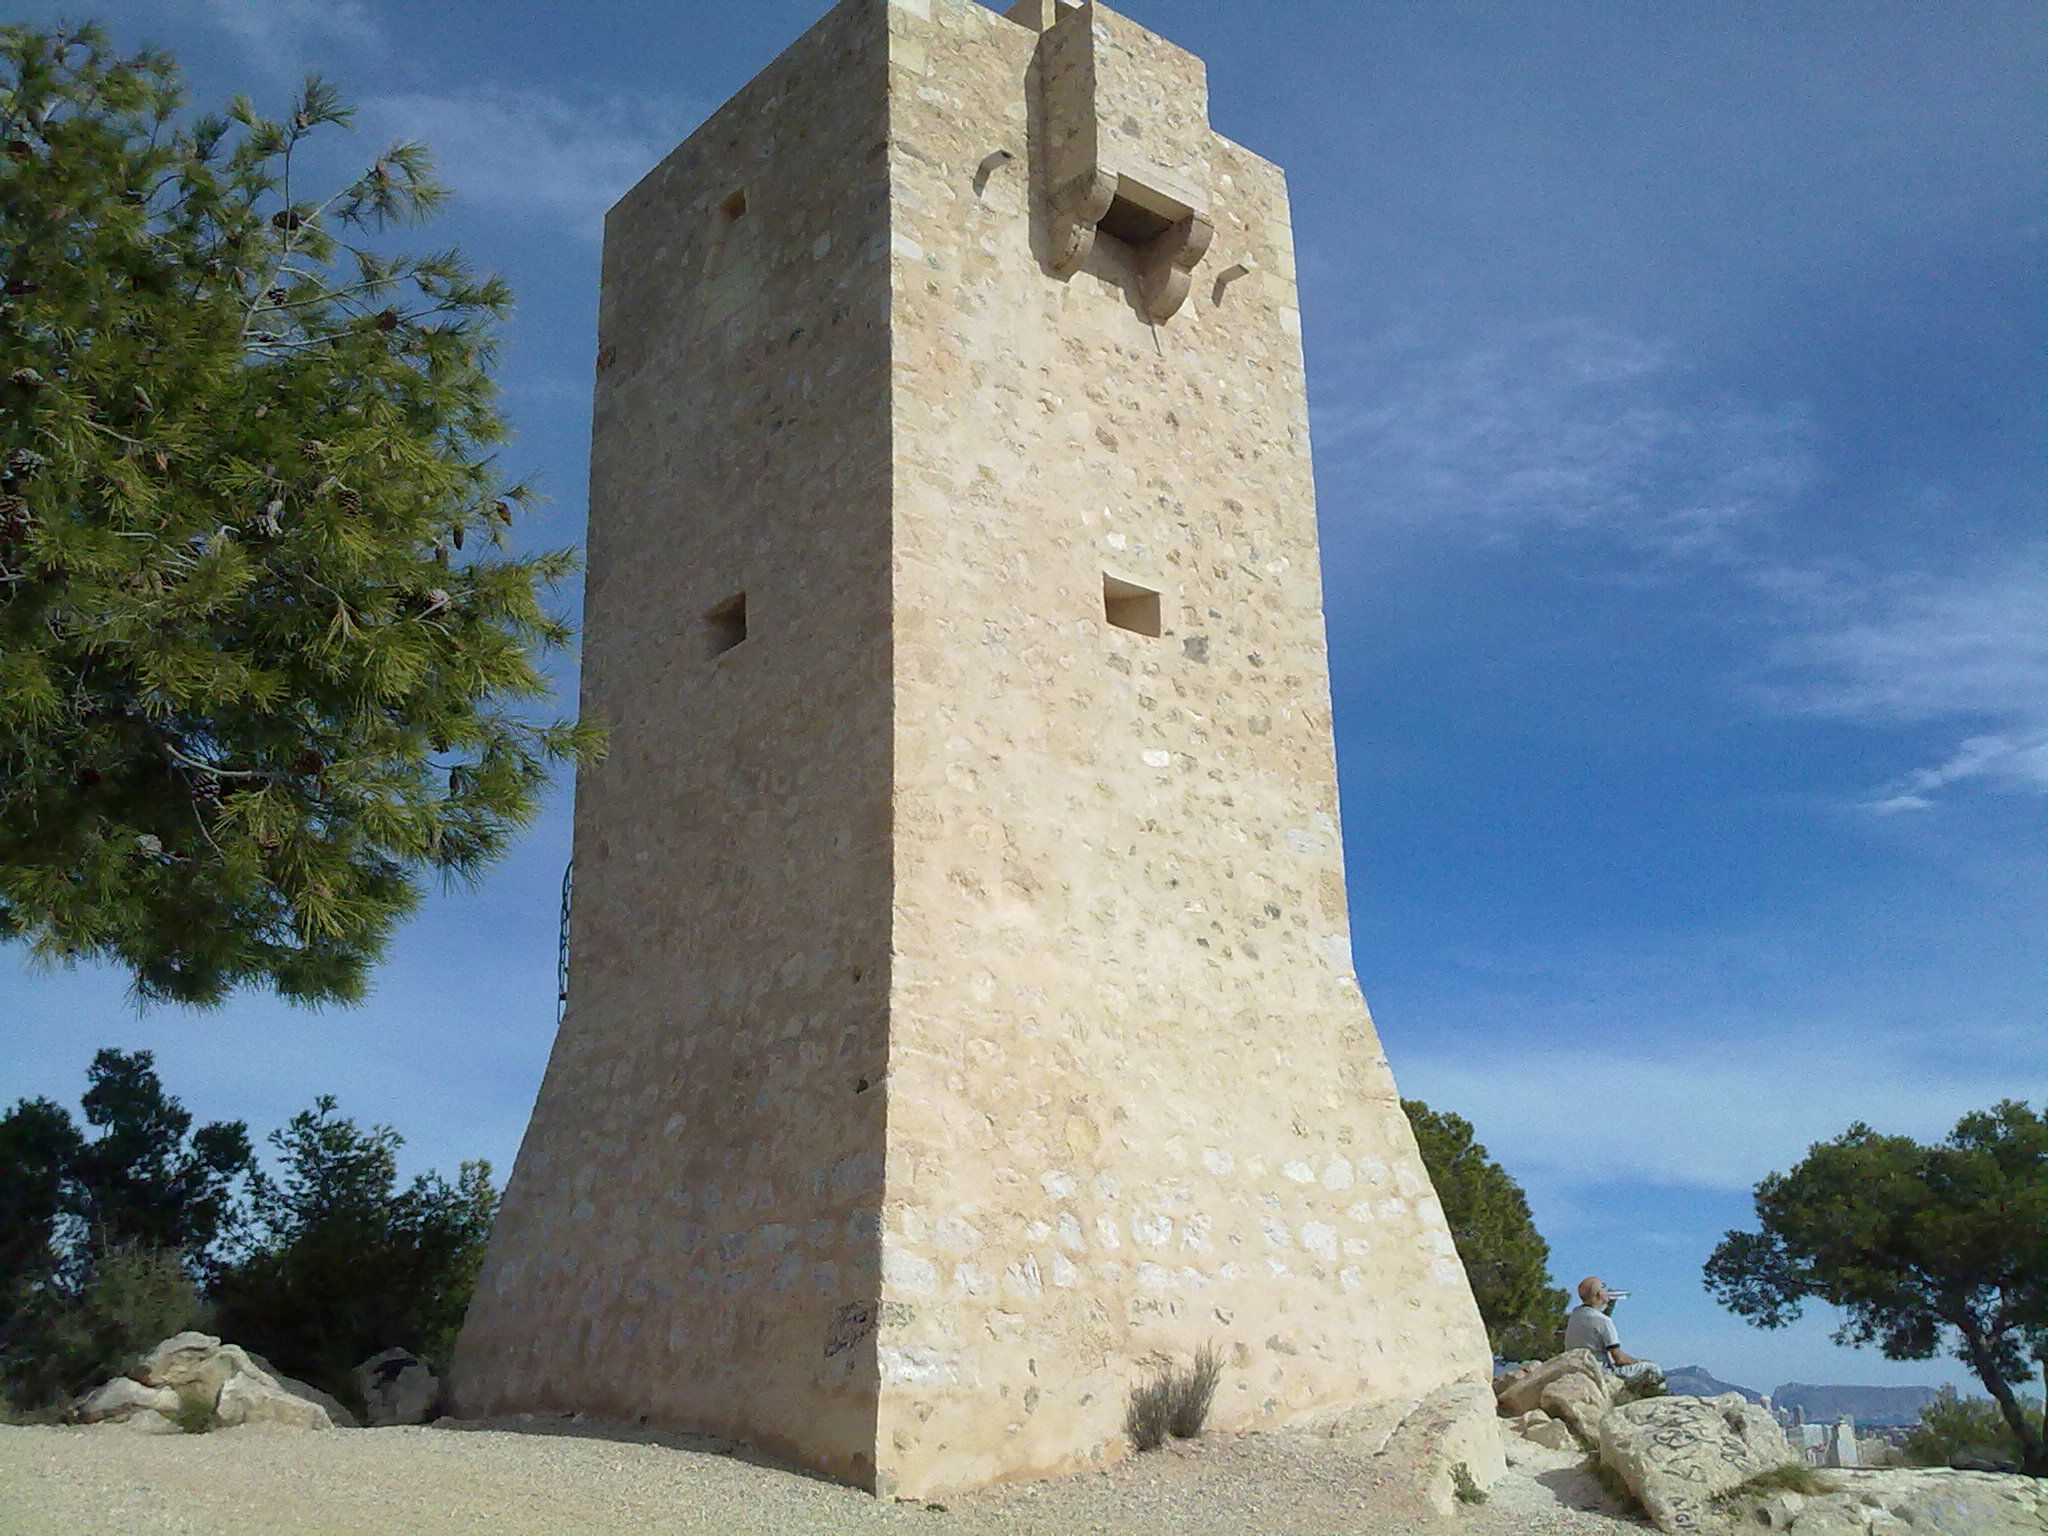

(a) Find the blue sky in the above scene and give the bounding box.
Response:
[3,0,2041,1397]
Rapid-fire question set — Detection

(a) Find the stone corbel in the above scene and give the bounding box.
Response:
[1137,211,1214,322]
[1048,170,1118,278]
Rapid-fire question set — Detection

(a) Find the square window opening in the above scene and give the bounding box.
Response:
[1103,575,1162,637]
[704,592,747,658]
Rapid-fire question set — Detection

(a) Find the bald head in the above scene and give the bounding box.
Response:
[1578,1276,1606,1304]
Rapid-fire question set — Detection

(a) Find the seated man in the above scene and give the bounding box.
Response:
[1565,1275,1648,1372]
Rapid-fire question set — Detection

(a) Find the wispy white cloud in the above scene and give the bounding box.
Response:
[191,0,385,75]
[1757,547,2048,810]
[1764,548,2048,724]
[1861,734,2048,815]
[362,87,704,237]
[1317,316,2043,815]
[1399,1031,2031,1195]
[1316,318,1813,558]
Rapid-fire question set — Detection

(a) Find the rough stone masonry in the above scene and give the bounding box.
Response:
[452,0,1495,1501]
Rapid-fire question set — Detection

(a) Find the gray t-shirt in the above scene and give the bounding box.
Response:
[1563,1304,1621,1364]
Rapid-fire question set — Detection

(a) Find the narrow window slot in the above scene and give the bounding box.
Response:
[704,592,748,657]
[1103,576,1162,637]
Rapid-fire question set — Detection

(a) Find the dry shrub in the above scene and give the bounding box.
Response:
[1712,1462,1824,1502]
[1126,1367,1175,1452]
[1127,1344,1225,1451]
[1169,1342,1223,1439]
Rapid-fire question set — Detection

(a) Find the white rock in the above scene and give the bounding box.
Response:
[1494,1348,1605,1417]
[1537,1369,1613,1446]
[1520,1414,1578,1452]
[214,1370,330,1431]
[1764,1468,2048,1536]
[132,1331,228,1393]
[241,1351,359,1428]
[75,1376,181,1424]
[1376,1373,1507,1520]
[1599,1392,1793,1533]
[1755,1490,1805,1528]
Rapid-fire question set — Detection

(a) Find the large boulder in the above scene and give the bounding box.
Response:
[75,1376,181,1425]
[1495,1348,1605,1416]
[133,1331,235,1397]
[353,1348,440,1427]
[1538,1368,1615,1446]
[1506,1409,1579,1452]
[1727,1467,2048,1535]
[1599,1391,1793,1533]
[242,1350,359,1429]
[215,1367,329,1430]
[112,1332,333,1432]
[1374,1373,1508,1520]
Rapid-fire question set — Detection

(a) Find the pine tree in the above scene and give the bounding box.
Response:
[0,1049,250,1407]
[0,25,598,1005]
[1706,1101,2048,1476]
[1403,1098,1570,1359]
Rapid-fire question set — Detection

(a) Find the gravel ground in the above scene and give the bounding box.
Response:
[0,1419,1650,1536]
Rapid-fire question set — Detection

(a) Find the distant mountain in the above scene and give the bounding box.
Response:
[1772,1382,1941,1428]
[1663,1365,1764,1404]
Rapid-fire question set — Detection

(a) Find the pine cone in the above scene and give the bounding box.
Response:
[292,749,325,777]
[270,208,303,231]
[493,500,512,525]
[337,487,362,514]
[450,524,464,551]
[374,308,400,331]
[9,367,43,389]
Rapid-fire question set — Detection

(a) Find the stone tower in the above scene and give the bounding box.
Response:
[453,0,1494,1500]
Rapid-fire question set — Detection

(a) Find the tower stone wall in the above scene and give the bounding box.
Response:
[454,0,1495,1500]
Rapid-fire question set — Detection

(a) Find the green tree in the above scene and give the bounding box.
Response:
[1903,1386,2043,1473]
[0,24,596,1006]
[0,1048,248,1408]
[70,1047,254,1272]
[212,1095,496,1404]
[1705,1101,2048,1476]
[1403,1098,1569,1359]
[0,1093,85,1389]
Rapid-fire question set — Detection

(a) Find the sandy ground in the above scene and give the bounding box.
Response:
[0,1417,1646,1536]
